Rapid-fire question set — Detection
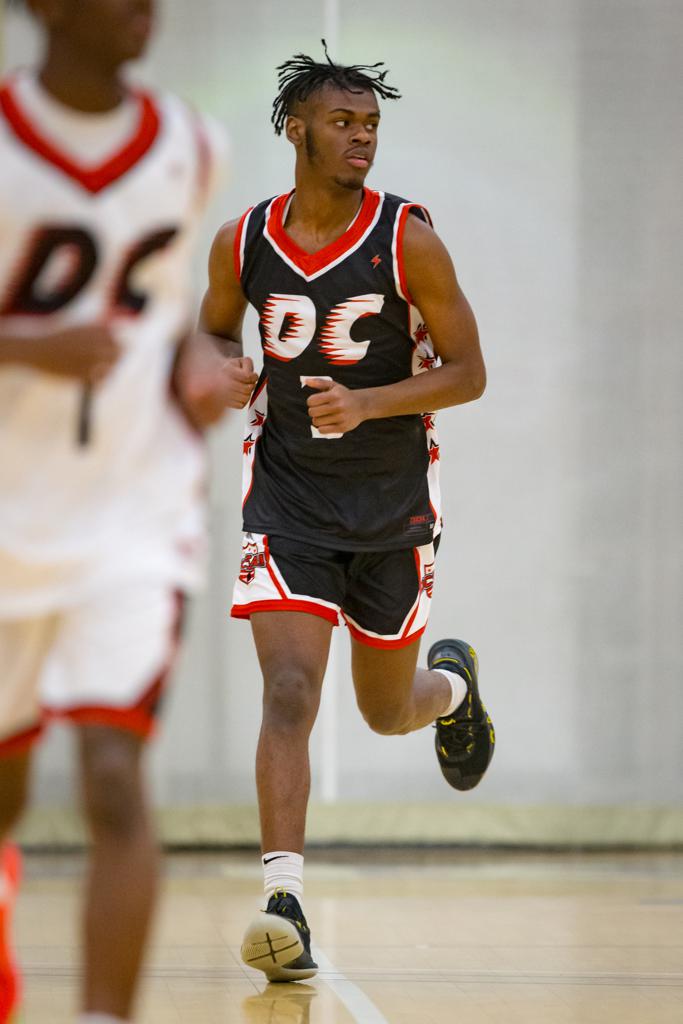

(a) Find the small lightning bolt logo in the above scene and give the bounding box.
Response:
[371,254,382,269]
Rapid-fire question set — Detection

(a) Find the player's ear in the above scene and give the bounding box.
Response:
[285,115,305,148]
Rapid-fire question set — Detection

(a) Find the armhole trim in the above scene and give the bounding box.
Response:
[392,202,433,305]
[233,206,254,282]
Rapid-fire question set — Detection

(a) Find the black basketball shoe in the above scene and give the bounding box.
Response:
[428,638,495,791]
[241,889,318,982]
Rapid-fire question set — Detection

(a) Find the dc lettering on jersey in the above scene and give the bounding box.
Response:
[0,79,228,614]
[260,292,384,364]
[1,223,179,317]
[320,295,384,364]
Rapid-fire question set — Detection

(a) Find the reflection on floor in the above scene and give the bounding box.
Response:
[13,849,683,1023]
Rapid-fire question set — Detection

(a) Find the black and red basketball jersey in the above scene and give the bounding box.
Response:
[235,188,443,552]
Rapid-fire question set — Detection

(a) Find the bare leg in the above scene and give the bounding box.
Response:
[351,637,452,735]
[0,752,31,839]
[251,612,333,853]
[78,725,158,1019]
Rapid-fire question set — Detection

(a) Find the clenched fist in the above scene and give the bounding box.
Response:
[306,378,368,435]
[172,332,259,429]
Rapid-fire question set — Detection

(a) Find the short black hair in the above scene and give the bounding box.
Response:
[271,40,401,136]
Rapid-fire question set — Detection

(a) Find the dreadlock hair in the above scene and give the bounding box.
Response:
[271,40,401,137]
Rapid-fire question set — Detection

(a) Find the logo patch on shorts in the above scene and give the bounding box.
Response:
[421,562,435,598]
[239,535,267,586]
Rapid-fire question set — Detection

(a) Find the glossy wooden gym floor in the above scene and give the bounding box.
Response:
[15,849,683,1023]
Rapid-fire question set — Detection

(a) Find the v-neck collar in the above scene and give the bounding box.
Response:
[0,76,161,195]
[264,187,383,282]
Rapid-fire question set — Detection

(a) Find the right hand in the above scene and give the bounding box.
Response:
[219,355,259,410]
[172,339,259,427]
[23,324,122,384]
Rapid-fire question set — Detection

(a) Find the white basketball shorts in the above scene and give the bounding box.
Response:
[0,582,183,756]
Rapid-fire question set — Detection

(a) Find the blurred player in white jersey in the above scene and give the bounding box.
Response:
[0,2,251,1021]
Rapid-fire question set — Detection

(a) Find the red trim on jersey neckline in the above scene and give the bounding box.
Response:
[231,598,340,624]
[0,80,161,194]
[266,187,381,276]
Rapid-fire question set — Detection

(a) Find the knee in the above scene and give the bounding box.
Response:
[263,668,320,733]
[360,704,412,736]
[82,743,146,841]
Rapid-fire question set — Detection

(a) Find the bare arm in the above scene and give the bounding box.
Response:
[172,221,258,425]
[307,214,485,434]
[0,325,121,382]
[199,220,250,359]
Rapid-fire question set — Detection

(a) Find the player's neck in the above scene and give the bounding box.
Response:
[287,177,364,248]
[38,45,127,114]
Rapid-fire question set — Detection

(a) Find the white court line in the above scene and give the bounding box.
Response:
[315,948,390,1024]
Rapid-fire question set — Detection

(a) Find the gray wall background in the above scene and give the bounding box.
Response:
[4,1,682,832]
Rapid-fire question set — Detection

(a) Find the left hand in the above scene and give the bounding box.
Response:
[306,378,367,435]
[173,332,256,429]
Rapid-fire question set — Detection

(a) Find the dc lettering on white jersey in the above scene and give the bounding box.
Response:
[0,72,229,616]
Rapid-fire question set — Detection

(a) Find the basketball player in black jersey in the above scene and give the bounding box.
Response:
[201,46,495,981]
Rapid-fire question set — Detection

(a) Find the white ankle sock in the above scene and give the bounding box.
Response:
[77,1015,130,1024]
[262,851,304,901]
[435,667,468,718]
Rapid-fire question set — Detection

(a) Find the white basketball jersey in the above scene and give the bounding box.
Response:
[0,71,228,616]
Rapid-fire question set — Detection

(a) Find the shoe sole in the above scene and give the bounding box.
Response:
[241,912,314,981]
[263,961,319,982]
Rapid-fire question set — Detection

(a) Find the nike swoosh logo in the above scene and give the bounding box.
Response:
[263,855,288,865]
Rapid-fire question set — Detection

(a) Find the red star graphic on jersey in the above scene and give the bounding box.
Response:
[243,434,255,456]
[371,254,382,268]
[414,323,429,344]
[422,414,436,431]
[428,439,440,464]
[419,355,437,370]
[250,410,266,428]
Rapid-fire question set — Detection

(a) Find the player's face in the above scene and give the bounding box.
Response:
[34,0,154,66]
[303,85,380,191]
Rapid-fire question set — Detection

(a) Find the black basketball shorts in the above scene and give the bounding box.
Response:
[231,531,438,649]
